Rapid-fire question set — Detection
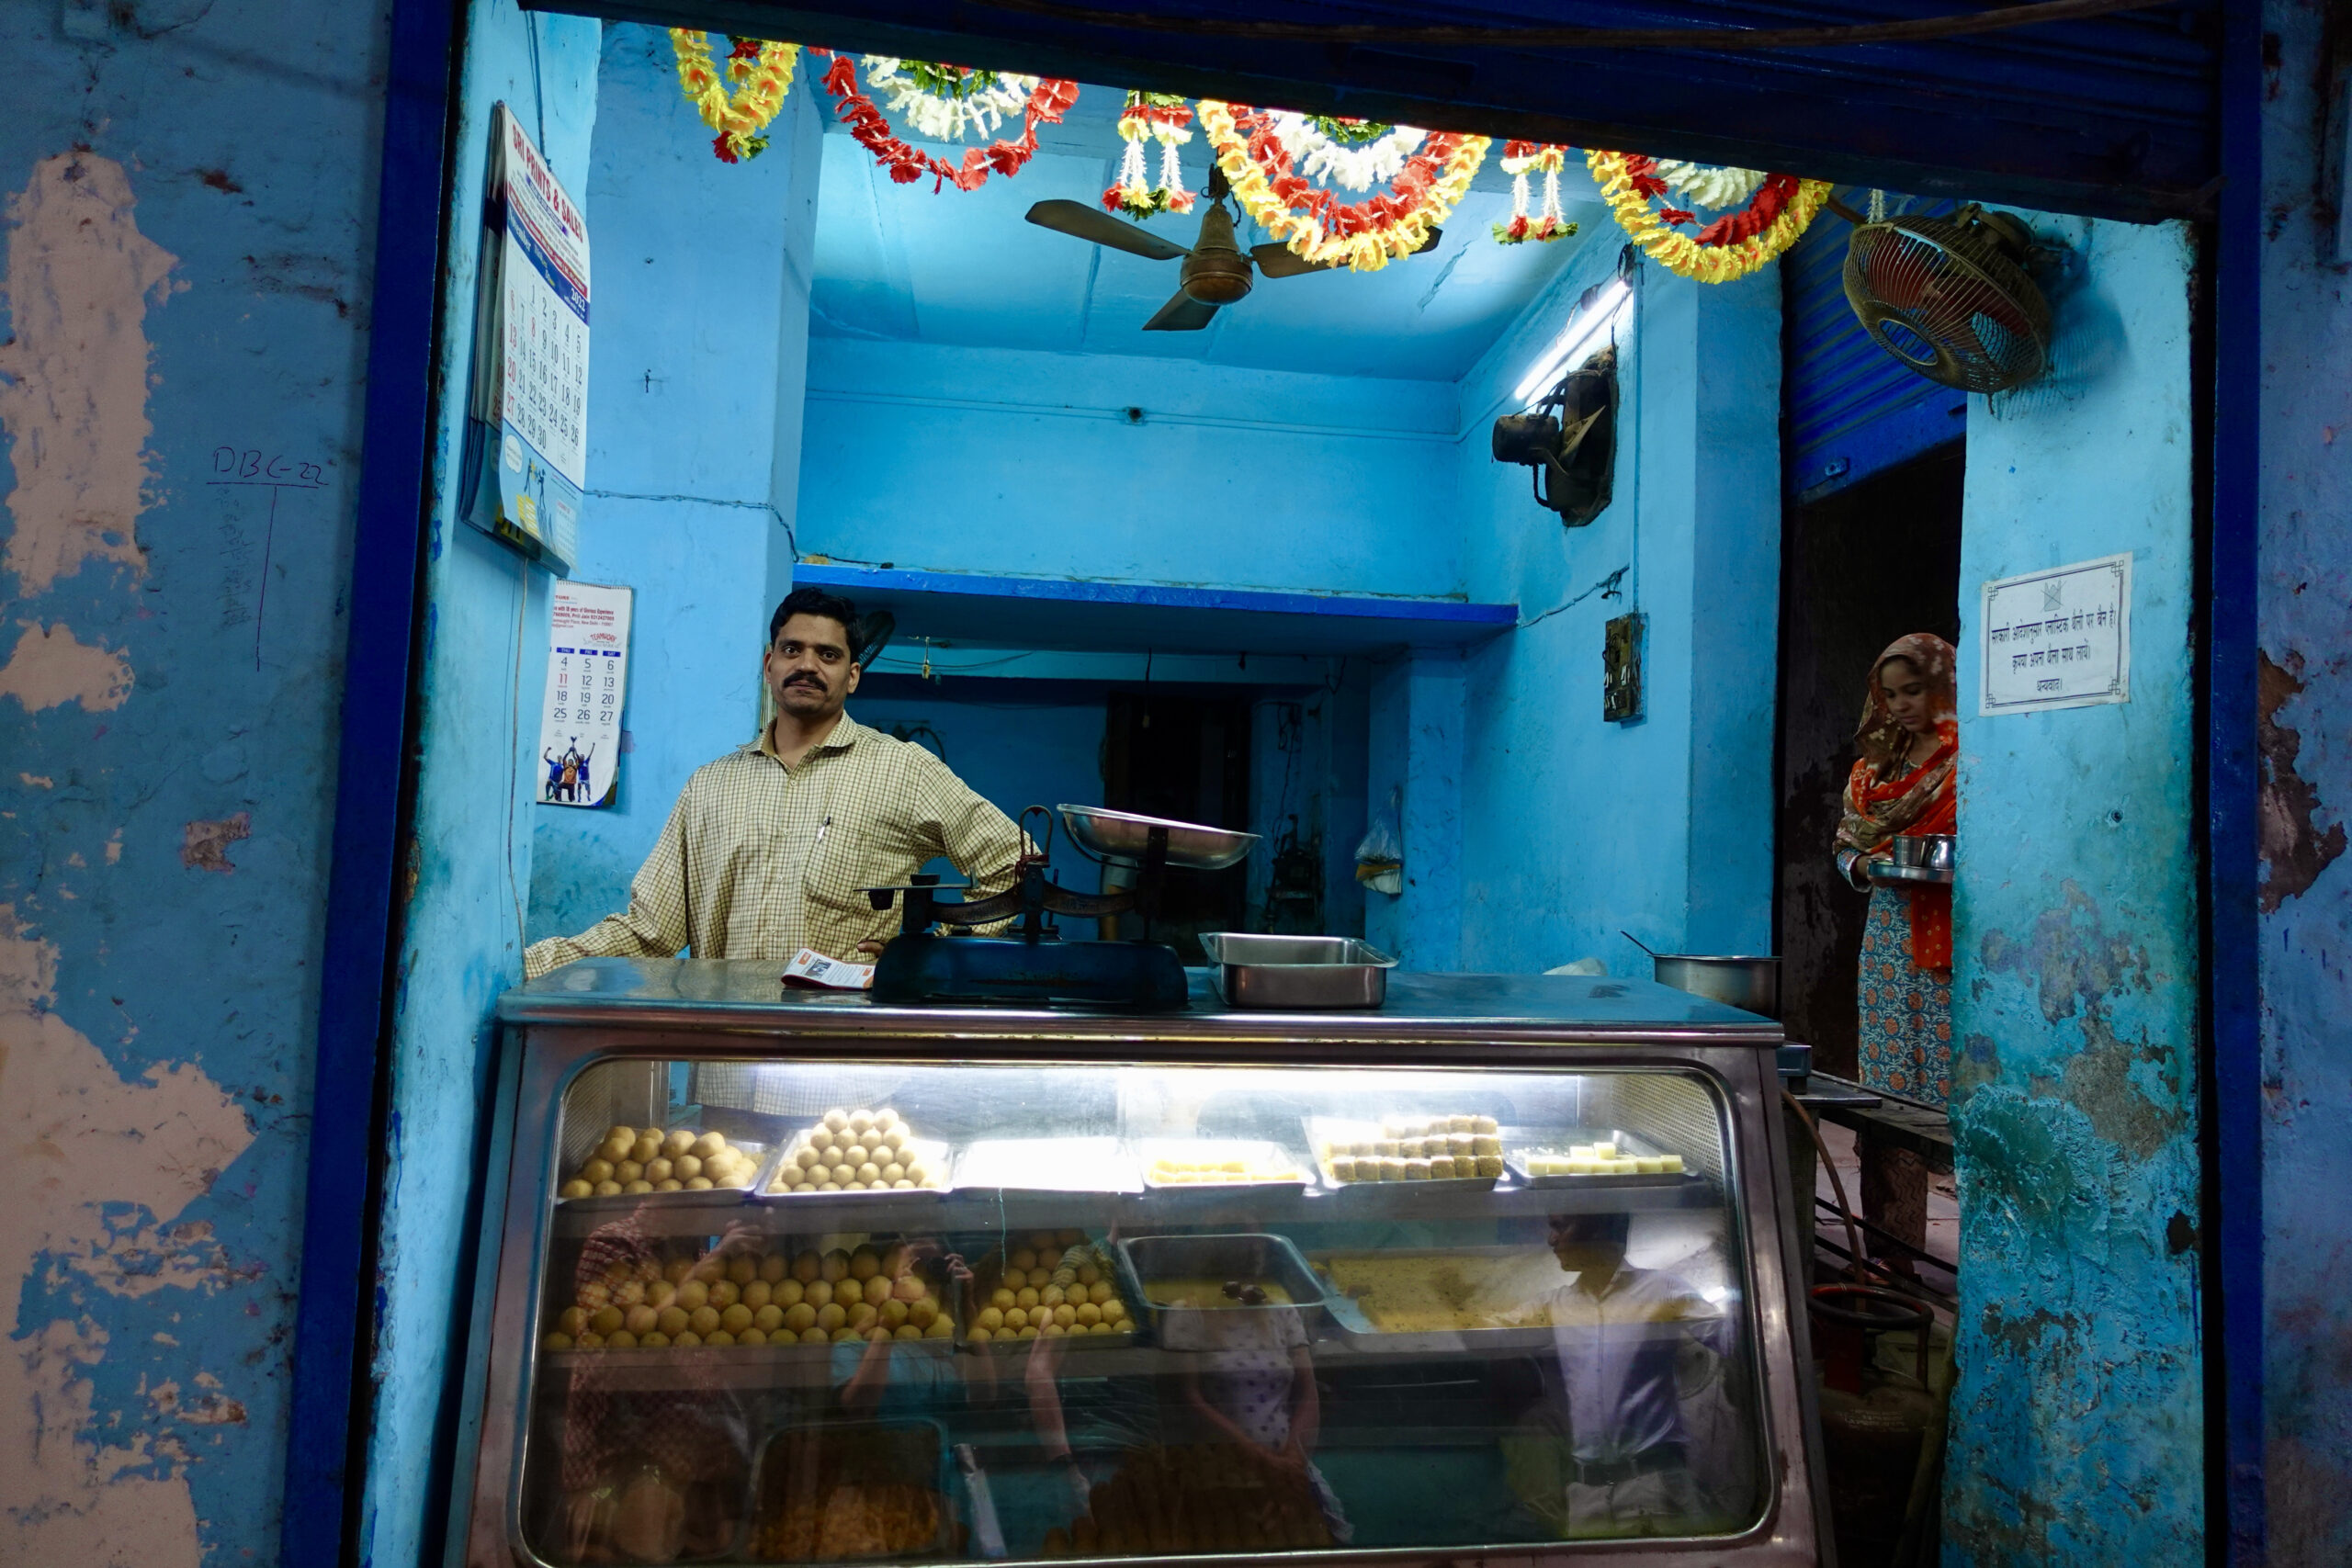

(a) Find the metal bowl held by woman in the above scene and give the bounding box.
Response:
[1200,932,1396,1009]
[1057,806,1258,870]
[1648,953,1781,1019]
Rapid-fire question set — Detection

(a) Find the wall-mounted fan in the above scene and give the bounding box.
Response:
[1842,203,2051,392]
[1026,166,1440,331]
[1491,346,1618,525]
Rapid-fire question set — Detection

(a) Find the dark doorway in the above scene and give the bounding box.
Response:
[1101,689,1251,959]
[1776,444,1964,1078]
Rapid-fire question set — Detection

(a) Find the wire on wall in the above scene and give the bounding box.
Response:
[504,551,530,959]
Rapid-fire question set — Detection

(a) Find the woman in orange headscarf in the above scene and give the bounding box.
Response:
[1832,634,1958,1265]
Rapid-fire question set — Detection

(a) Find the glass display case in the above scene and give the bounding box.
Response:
[456,961,1825,1567]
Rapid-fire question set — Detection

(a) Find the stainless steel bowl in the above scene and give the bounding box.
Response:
[1650,953,1781,1019]
[1057,806,1259,870]
[1890,833,1957,871]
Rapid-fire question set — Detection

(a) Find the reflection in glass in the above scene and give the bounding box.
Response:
[518,1061,1765,1562]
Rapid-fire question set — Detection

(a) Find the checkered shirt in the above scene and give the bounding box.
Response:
[524,712,1025,981]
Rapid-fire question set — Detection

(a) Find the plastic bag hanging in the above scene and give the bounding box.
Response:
[1354,787,1405,896]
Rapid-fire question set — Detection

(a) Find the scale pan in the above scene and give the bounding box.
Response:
[1058,806,1259,871]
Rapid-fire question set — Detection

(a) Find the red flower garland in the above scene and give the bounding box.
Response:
[1220,104,1480,250]
[1621,154,1800,247]
[818,53,1078,192]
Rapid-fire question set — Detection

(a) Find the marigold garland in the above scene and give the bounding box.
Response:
[1586,149,1829,283]
[818,52,1078,192]
[1199,101,1487,272]
[1494,141,1576,245]
[1104,92,1194,218]
[671,30,801,164]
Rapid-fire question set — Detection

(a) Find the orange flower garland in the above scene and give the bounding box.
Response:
[670,30,800,164]
[1199,101,1487,271]
[818,53,1078,192]
[1586,149,1829,283]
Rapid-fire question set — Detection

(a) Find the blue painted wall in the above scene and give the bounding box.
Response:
[526,25,821,945]
[1381,244,1782,976]
[363,6,599,1565]
[1944,215,2202,1562]
[798,339,1462,599]
[2254,3,2352,1556]
[0,2,390,1562]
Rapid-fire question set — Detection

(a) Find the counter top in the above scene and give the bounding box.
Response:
[500,958,1781,1043]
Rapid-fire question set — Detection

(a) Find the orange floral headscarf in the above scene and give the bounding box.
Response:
[1837,634,1959,971]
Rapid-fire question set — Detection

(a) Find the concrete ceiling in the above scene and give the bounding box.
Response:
[809,83,1607,382]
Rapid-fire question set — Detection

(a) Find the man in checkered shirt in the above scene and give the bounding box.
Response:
[525,586,1026,982]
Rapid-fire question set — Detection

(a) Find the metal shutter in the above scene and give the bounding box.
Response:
[1782,188,1966,502]
[542,0,2222,220]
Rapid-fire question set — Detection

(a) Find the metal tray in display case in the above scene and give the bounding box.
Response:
[746,1416,957,1562]
[951,1137,1142,1199]
[1503,1126,1702,1190]
[1113,1232,1329,1345]
[1307,1245,1567,1355]
[1136,1138,1314,1202]
[553,1134,769,1214]
[1303,1117,1502,1201]
[751,1134,954,1210]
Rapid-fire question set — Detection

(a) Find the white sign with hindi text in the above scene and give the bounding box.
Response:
[1979,553,2132,716]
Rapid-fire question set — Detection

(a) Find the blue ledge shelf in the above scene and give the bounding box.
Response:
[793,563,1517,656]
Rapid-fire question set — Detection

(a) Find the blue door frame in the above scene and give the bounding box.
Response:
[280,2,2273,1562]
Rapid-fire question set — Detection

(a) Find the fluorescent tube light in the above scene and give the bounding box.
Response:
[1513,276,1632,405]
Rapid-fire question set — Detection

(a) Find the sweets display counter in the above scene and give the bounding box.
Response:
[452,960,1827,1567]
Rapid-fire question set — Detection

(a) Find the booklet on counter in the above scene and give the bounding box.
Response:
[782,947,876,990]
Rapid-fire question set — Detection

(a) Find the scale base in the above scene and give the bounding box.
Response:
[871,934,1189,1010]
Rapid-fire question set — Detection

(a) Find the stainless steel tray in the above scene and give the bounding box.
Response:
[555,1134,768,1213]
[1304,1116,1501,1199]
[748,1416,957,1562]
[1308,1245,1569,1354]
[951,1136,1141,1197]
[1503,1126,1701,1190]
[1057,805,1258,871]
[1868,858,1955,886]
[1137,1137,1313,1200]
[1114,1232,1329,1344]
[1200,932,1396,1009]
[751,1134,953,1207]
[961,1240,1141,1353]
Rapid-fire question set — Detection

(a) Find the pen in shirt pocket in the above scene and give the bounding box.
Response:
[815,814,832,844]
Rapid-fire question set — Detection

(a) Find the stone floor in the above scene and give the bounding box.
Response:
[1813,1118,1961,1293]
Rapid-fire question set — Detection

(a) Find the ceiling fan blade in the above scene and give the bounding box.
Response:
[1252,225,1446,279]
[1025,199,1190,262]
[1143,290,1221,332]
[1250,243,1340,280]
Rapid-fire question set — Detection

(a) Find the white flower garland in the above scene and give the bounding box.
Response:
[860,57,1038,142]
[1266,111,1426,192]
[1650,159,1769,211]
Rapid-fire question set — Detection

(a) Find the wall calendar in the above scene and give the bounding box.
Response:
[538,581,631,809]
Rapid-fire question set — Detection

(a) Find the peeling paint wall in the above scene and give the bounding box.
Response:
[0,2,391,1562]
[1948,216,2203,1562]
[361,6,600,1564]
[2256,4,2352,1559]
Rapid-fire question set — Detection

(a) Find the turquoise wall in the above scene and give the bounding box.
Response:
[365,5,599,1564]
[0,2,391,1560]
[1945,215,2203,1562]
[2255,1,2352,1554]
[798,339,1463,598]
[526,26,821,946]
[1363,244,1783,975]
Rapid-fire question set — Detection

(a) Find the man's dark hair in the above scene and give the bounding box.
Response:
[1548,1209,1633,1247]
[769,586,862,654]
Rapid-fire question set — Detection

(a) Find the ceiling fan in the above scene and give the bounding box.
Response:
[1025,166,1441,331]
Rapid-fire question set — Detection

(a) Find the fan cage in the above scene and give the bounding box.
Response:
[1842,216,2051,394]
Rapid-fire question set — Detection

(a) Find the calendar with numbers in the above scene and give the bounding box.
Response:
[537,581,631,809]
[463,102,588,576]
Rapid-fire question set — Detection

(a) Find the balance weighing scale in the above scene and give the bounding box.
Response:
[862,806,1257,1009]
